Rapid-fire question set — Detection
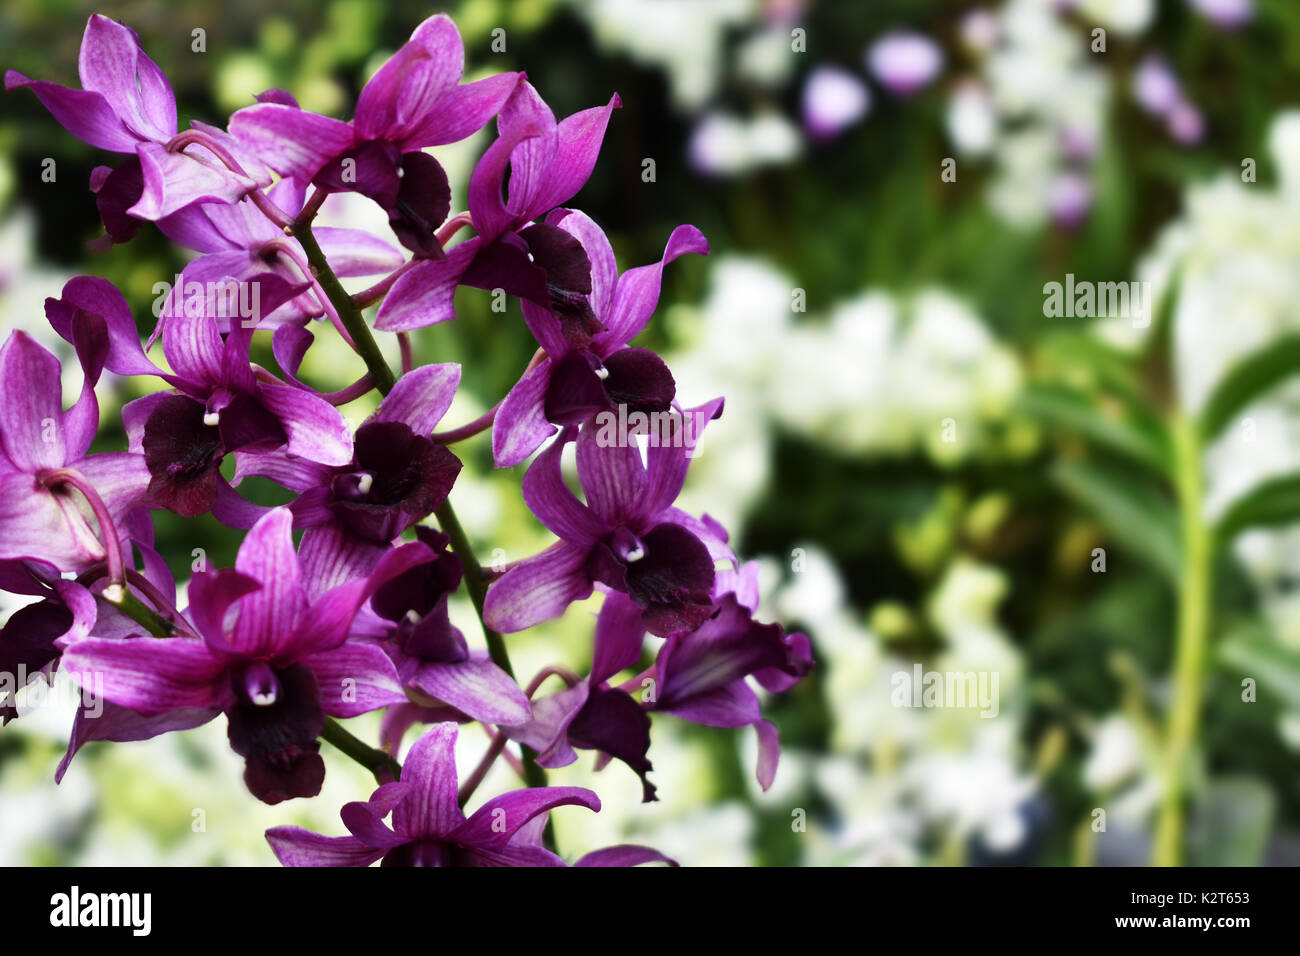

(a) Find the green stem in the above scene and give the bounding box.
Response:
[1153,415,1212,866]
[109,588,176,637]
[292,220,396,395]
[434,500,555,844]
[292,209,554,848]
[321,717,402,784]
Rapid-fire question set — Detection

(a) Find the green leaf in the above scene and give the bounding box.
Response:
[1198,335,1300,442]
[1051,459,1180,582]
[1020,384,1172,475]
[1219,629,1300,710]
[1215,472,1300,542]
[1187,778,1275,867]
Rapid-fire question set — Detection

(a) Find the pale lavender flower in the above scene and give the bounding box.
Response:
[801,66,871,141]
[866,31,943,97]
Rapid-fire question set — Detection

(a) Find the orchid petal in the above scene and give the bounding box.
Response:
[483,541,593,633]
[228,104,354,182]
[372,363,460,436]
[266,827,384,867]
[597,223,708,347]
[492,359,557,468]
[304,642,407,717]
[61,637,228,716]
[407,657,530,725]
[452,786,599,849]
[393,722,464,839]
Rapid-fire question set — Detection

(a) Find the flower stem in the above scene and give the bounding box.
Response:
[434,500,555,842]
[112,587,176,637]
[298,210,555,847]
[292,221,397,395]
[431,402,501,445]
[1153,415,1212,866]
[321,717,402,784]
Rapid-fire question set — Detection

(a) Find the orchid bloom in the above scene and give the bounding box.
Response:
[0,329,149,573]
[484,412,729,637]
[234,363,463,553]
[357,527,531,726]
[230,14,520,250]
[60,508,429,803]
[87,277,354,520]
[267,722,668,866]
[621,563,813,790]
[374,80,621,331]
[5,14,269,225]
[492,209,708,466]
[502,585,657,801]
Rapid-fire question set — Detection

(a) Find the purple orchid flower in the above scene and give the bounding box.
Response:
[64,275,354,520]
[50,516,222,779]
[233,363,463,553]
[483,412,730,638]
[60,507,430,803]
[492,209,708,466]
[624,563,812,790]
[502,585,658,801]
[266,722,669,866]
[374,80,620,332]
[230,15,519,250]
[0,329,149,573]
[340,526,532,726]
[5,15,269,226]
[269,486,530,731]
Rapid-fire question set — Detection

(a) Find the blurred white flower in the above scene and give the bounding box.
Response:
[1083,715,1144,791]
[735,25,798,89]
[946,80,997,156]
[571,0,756,111]
[1080,0,1156,35]
[688,110,802,176]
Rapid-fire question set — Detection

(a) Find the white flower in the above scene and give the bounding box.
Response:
[1083,715,1145,791]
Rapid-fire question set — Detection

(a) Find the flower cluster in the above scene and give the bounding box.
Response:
[0,13,811,866]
